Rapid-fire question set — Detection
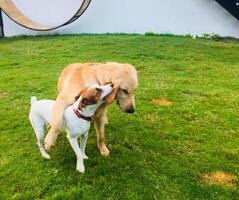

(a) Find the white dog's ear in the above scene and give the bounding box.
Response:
[75,87,88,102]
[75,95,80,101]
[78,98,88,110]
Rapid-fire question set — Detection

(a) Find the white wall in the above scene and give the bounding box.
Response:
[2,0,239,38]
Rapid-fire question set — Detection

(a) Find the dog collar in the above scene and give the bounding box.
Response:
[73,108,92,121]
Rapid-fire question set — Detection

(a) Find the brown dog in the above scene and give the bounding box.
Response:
[44,62,138,156]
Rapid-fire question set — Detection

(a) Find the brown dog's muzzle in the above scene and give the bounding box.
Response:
[125,106,135,113]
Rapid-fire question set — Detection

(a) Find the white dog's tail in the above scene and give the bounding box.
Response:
[31,96,37,105]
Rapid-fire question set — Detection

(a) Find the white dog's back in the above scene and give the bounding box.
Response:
[30,97,55,124]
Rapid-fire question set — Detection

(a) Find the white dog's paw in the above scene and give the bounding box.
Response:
[83,154,89,159]
[76,159,85,173]
[43,154,51,160]
[76,167,85,174]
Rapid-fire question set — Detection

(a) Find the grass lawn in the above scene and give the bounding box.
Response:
[0,34,239,200]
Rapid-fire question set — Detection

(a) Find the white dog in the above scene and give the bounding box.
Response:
[29,83,113,173]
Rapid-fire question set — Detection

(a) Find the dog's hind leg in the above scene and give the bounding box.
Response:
[36,128,51,160]
[30,118,51,160]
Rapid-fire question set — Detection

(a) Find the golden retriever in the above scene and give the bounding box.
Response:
[44,62,138,156]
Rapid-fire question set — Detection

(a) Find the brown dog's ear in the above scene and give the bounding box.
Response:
[104,82,120,104]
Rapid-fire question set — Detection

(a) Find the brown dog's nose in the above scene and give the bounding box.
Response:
[126,106,135,113]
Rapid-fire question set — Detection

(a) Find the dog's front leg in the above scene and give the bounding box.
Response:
[68,137,85,173]
[45,93,75,151]
[80,132,89,159]
[94,105,110,156]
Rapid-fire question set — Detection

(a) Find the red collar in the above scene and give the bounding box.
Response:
[73,108,92,121]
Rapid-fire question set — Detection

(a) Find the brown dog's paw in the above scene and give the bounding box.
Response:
[44,134,56,151]
[99,143,110,157]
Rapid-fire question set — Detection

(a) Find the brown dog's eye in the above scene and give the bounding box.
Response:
[122,89,128,94]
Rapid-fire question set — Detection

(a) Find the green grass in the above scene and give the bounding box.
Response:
[0,34,239,200]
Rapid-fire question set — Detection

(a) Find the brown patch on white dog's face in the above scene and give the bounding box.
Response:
[78,87,103,109]
[200,171,238,188]
[152,99,173,106]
